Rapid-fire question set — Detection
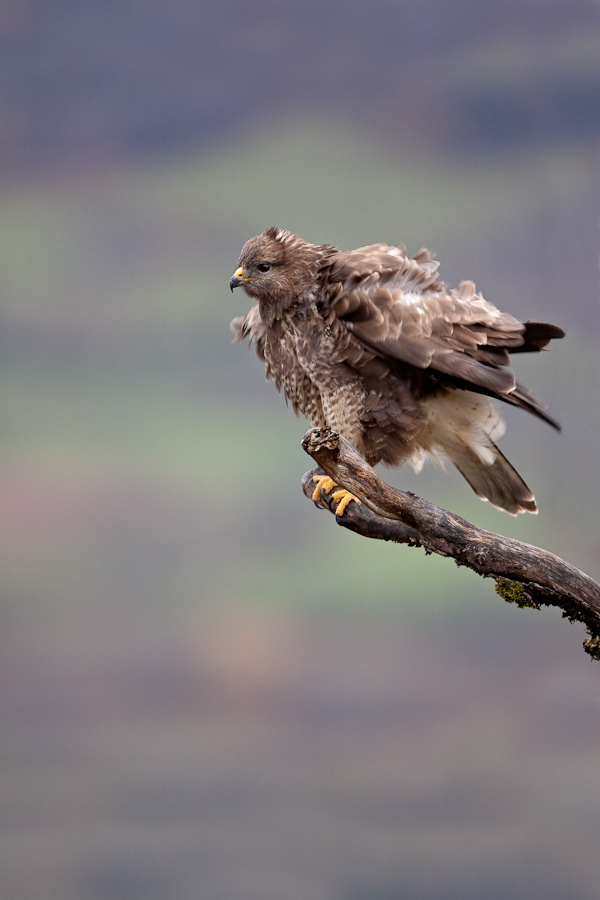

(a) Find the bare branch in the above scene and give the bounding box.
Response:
[301,427,600,659]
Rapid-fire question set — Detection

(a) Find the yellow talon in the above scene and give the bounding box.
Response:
[331,488,359,516]
[312,475,360,516]
[311,475,337,501]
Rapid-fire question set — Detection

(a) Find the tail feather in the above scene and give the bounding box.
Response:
[448,442,537,515]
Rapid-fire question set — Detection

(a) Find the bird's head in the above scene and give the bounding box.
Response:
[230,227,332,309]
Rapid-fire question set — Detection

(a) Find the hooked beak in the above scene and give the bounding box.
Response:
[229,266,245,292]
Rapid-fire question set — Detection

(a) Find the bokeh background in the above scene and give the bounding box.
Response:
[1,2,600,898]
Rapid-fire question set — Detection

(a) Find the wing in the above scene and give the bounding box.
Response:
[231,304,266,361]
[322,243,563,427]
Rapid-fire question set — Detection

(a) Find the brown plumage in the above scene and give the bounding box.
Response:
[230,227,564,514]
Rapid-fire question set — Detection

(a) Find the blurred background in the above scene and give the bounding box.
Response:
[1,2,600,898]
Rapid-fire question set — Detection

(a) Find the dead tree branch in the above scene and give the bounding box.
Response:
[301,427,600,659]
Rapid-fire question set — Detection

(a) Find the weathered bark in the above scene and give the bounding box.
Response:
[301,427,600,659]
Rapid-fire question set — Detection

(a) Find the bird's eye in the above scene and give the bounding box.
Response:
[256,263,271,273]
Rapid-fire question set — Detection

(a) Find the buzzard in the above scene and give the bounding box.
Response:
[230,227,564,515]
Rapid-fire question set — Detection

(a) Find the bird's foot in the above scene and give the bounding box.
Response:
[311,475,360,516]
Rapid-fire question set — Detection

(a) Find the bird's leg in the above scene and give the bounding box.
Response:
[311,474,360,516]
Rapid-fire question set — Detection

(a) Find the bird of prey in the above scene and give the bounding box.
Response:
[230,227,564,515]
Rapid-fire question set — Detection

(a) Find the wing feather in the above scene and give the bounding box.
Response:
[324,245,536,399]
[230,304,266,360]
